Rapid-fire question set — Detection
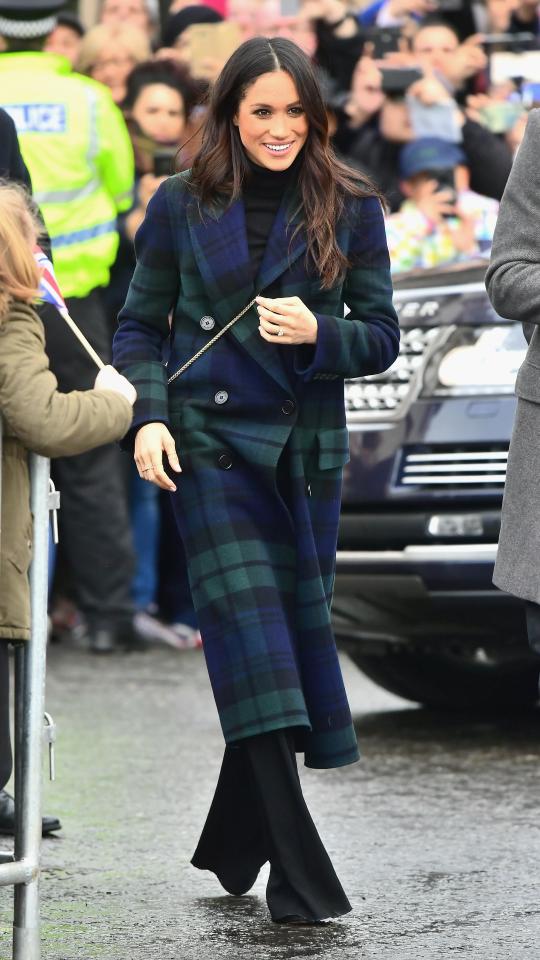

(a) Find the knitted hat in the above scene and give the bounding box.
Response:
[162,5,223,48]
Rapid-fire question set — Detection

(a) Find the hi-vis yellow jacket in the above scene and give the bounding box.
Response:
[0,52,134,299]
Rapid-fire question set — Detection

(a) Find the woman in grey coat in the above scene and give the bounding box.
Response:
[485,108,540,649]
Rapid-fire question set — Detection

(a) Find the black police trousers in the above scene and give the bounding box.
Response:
[43,292,135,627]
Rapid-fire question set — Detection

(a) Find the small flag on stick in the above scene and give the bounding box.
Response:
[34,246,105,370]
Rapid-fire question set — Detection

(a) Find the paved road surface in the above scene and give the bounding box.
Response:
[1,644,539,959]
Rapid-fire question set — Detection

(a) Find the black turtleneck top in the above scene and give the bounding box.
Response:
[243,155,301,286]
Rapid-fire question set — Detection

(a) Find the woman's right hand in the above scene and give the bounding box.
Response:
[134,422,182,492]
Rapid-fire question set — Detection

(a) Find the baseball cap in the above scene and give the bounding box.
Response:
[399,137,466,180]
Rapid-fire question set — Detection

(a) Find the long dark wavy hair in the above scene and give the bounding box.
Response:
[189,36,381,289]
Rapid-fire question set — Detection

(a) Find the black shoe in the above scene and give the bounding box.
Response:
[216,864,263,896]
[0,790,62,836]
[88,625,116,654]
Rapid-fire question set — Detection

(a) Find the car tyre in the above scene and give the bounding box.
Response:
[348,645,540,711]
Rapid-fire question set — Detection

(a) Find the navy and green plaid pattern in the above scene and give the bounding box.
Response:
[113,173,399,769]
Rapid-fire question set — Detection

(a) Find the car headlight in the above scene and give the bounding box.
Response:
[423,324,527,397]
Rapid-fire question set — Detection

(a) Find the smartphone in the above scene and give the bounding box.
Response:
[153,148,177,177]
[380,67,423,96]
[187,21,241,80]
[435,0,464,10]
[363,26,402,60]
[430,167,457,217]
[481,32,535,50]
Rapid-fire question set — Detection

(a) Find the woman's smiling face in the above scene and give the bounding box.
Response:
[233,69,308,170]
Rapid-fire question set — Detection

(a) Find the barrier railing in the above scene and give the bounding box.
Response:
[0,417,57,960]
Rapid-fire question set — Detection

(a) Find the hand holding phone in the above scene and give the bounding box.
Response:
[414,176,457,224]
[153,148,177,178]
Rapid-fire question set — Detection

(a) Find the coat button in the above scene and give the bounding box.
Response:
[200,316,215,331]
[214,390,228,405]
[281,399,295,415]
[218,452,233,470]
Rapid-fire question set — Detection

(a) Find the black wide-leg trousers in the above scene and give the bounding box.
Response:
[191,729,352,922]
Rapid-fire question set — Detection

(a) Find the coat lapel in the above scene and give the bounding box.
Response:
[186,182,307,394]
[255,180,307,293]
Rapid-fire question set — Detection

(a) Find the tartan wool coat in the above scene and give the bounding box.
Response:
[113,171,399,769]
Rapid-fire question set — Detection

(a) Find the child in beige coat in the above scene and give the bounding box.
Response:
[0,182,135,834]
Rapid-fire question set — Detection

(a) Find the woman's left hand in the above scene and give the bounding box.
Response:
[256,296,318,345]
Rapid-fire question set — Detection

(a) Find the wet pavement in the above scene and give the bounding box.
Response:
[1,643,540,959]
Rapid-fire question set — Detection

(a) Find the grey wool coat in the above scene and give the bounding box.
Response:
[114,172,400,768]
[486,108,540,603]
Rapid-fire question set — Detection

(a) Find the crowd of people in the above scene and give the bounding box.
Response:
[1,0,539,655]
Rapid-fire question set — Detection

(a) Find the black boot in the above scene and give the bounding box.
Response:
[0,790,62,836]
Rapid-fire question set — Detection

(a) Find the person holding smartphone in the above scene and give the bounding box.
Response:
[385,136,499,272]
[113,36,399,924]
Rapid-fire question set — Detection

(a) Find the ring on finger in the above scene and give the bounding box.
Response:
[142,466,153,473]
[277,327,284,337]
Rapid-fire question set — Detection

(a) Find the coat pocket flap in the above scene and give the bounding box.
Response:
[317,428,350,470]
[515,360,540,404]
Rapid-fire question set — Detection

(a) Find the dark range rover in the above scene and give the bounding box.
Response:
[334,261,540,710]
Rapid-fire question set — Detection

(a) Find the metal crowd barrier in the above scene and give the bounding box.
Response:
[0,417,58,960]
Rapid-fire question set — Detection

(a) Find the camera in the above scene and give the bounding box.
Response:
[435,0,464,10]
[380,67,423,96]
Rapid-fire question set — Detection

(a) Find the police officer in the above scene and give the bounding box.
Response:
[0,1,140,653]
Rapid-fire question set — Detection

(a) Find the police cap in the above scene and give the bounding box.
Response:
[0,1,67,39]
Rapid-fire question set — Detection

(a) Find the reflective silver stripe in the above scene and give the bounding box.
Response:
[33,179,101,204]
[85,86,99,167]
[114,188,134,205]
[35,88,101,205]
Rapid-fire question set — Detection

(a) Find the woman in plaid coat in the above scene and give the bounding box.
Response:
[113,37,399,924]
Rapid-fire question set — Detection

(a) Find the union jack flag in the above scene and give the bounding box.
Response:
[34,245,68,318]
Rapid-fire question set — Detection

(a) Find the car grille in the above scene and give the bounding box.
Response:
[344,327,446,420]
[396,446,508,489]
